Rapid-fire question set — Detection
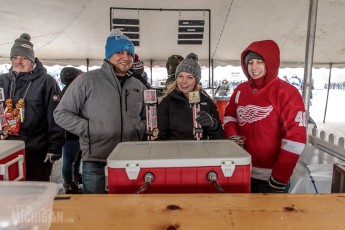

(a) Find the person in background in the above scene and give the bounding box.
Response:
[54,29,146,194]
[132,54,152,89]
[215,78,230,96]
[282,75,289,83]
[223,40,307,193]
[59,67,83,194]
[289,74,303,90]
[165,54,184,87]
[157,53,225,140]
[0,33,64,181]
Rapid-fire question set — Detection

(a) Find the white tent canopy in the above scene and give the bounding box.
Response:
[1,0,345,68]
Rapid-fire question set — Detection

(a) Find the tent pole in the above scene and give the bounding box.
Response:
[323,63,332,123]
[211,59,215,97]
[208,9,212,89]
[86,58,89,72]
[150,59,153,85]
[303,0,318,125]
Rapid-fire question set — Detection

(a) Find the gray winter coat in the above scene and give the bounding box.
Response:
[54,60,146,162]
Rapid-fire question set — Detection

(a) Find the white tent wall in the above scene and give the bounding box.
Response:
[1,0,345,67]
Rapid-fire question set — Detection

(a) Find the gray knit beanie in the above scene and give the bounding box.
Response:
[175,53,201,83]
[244,51,263,69]
[10,33,35,63]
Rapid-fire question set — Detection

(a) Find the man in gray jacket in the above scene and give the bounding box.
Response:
[54,29,146,194]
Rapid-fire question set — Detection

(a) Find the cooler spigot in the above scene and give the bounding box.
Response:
[207,171,225,193]
[135,172,155,194]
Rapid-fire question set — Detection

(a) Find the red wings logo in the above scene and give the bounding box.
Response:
[237,105,273,126]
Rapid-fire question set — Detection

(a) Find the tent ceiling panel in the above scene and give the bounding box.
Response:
[1,0,345,67]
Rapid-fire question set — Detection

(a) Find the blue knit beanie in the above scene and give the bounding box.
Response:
[105,29,135,60]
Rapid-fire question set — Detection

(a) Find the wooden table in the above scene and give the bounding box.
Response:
[51,193,345,229]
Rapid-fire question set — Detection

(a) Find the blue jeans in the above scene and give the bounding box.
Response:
[62,140,81,184]
[82,161,107,194]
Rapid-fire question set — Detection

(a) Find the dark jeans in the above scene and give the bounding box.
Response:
[62,140,81,184]
[251,178,290,193]
[82,161,107,194]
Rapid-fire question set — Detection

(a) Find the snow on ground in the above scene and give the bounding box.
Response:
[309,88,345,137]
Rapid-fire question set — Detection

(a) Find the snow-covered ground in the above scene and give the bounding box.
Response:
[309,88,345,137]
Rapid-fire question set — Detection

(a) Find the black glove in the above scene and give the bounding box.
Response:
[267,176,287,193]
[196,111,218,130]
[44,153,62,163]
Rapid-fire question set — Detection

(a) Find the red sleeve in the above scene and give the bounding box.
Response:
[223,90,239,138]
[271,88,307,183]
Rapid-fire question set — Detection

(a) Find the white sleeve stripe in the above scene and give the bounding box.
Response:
[281,138,305,155]
[223,116,237,125]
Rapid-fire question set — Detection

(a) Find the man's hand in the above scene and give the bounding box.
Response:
[0,126,9,139]
[44,153,61,163]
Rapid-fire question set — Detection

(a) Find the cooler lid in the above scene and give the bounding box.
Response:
[0,140,25,158]
[107,140,251,169]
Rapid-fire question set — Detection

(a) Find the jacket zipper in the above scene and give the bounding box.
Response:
[125,89,129,111]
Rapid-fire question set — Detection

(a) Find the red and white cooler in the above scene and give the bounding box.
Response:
[107,140,251,194]
[0,140,26,181]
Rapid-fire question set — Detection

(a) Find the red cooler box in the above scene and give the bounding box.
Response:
[107,140,251,194]
[0,140,26,181]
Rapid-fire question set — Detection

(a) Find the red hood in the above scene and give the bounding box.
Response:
[241,40,280,87]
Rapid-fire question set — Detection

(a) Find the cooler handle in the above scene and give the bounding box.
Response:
[0,154,24,181]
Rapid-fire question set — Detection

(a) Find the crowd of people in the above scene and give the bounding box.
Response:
[324,82,345,90]
[0,31,307,194]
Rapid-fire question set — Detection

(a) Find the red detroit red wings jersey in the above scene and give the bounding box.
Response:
[224,78,307,183]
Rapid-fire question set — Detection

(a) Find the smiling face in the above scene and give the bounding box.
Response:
[11,56,33,73]
[108,51,133,76]
[176,71,197,95]
[247,59,266,79]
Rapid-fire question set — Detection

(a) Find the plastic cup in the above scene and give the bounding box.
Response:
[229,135,246,148]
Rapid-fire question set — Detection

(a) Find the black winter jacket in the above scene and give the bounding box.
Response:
[157,90,225,140]
[0,59,64,155]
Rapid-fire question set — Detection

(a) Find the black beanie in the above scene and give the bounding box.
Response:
[245,51,263,68]
[60,67,82,86]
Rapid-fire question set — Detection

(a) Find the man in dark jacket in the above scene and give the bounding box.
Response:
[165,55,184,87]
[0,33,64,181]
[132,54,152,89]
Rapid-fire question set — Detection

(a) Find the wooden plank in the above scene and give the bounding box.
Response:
[51,194,345,229]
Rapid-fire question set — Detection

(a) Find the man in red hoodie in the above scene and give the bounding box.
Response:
[223,40,307,193]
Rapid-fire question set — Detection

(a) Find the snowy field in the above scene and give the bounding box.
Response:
[309,88,345,137]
